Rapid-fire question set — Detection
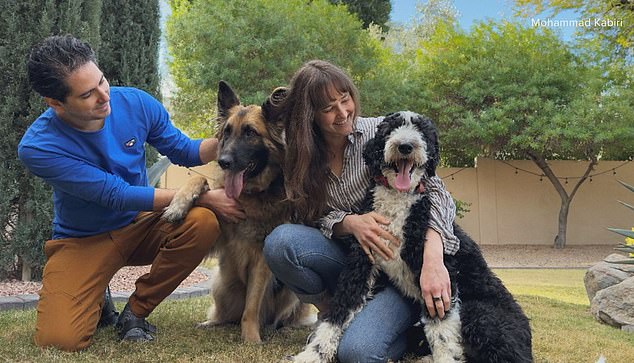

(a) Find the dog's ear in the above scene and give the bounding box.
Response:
[362,135,384,176]
[363,118,393,176]
[363,113,402,175]
[262,86,288,123]
[381,112,402,134]
[261,87,288,154]
[416,115,440,177]
[217,81,240,118]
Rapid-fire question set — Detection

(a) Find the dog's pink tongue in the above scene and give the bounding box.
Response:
[395,160,414,192]
[224,170,245,199]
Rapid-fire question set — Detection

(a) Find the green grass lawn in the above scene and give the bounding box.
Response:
[1,269,633,362]
[495,269,634,363]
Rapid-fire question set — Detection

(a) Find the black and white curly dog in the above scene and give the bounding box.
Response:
[289,112,532,363]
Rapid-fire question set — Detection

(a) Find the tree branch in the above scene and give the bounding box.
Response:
[569,156,598,201]
[527,151,569,202]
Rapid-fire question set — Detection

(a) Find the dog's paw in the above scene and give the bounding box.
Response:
[162,204,188,223]
[286,350,323,363]
[241,321,263,344]
[241,330,263,344]
[287,322,340,363]
[297,311,318,327]
[196,319,219,329]
[162,176,209,223]
[414,356,434,363]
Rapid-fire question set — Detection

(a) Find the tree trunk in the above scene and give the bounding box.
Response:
[555,201,570,249]
[21,261,32,282]
[18,200,34,282]
[528,152,597,249]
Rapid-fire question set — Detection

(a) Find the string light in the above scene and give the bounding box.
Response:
[440,168,468,181]
[186,167,213,179]
[178,160,630,184]
[500,160,632,183]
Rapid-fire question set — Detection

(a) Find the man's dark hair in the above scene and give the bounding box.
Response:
[27,35,97,102]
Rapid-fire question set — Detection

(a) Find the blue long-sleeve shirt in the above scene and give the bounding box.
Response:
[18,87,202,239]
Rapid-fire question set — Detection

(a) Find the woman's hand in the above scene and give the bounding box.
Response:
[196,188,246,223]
[340,212,400,263]
[420,228,451,319]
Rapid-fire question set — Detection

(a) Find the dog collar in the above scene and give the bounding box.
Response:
[374,175,425,194]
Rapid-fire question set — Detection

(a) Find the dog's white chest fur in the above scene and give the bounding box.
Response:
[372,185,423,302]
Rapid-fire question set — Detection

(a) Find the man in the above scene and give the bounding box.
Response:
[18,35,244,351]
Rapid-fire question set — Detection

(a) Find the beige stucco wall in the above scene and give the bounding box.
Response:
[161,158,634,246]
[440,158,634,245]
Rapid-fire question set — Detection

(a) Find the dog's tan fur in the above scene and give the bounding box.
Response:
[163,82,313,343]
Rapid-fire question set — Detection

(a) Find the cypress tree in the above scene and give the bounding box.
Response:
[100,0,162,166]
[0,0,102,280]
[100,0,161,99]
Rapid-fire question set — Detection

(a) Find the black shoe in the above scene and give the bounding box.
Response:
[97,286,119,329]
[115,303,157,342]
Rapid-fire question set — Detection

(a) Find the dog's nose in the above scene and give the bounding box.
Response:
[218,155,233,170]
[398,143,413,155]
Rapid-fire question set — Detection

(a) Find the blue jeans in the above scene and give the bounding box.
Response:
[264,224,418,363]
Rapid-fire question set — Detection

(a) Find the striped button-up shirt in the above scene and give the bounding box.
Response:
[317,117,460,255]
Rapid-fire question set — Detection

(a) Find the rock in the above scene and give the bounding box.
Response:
[590,276,634,329]
[584,257,632,302]
[585,254,634,332]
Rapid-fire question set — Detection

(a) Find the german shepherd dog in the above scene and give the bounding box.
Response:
[163,81,314,343]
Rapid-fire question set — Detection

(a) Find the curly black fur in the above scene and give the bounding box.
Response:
[450,226,533,362]
[324,112,532,362]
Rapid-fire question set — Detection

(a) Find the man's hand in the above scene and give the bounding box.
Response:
[196,188,246,223]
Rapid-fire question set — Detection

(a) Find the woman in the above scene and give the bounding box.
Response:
[263,60,459,362]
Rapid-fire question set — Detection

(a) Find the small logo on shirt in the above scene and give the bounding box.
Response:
[124,138,137,148]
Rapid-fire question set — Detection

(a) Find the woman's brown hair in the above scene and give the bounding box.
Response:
[281,60,360,223]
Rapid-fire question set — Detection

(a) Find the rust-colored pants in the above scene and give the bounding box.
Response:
[34,207,219,351]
